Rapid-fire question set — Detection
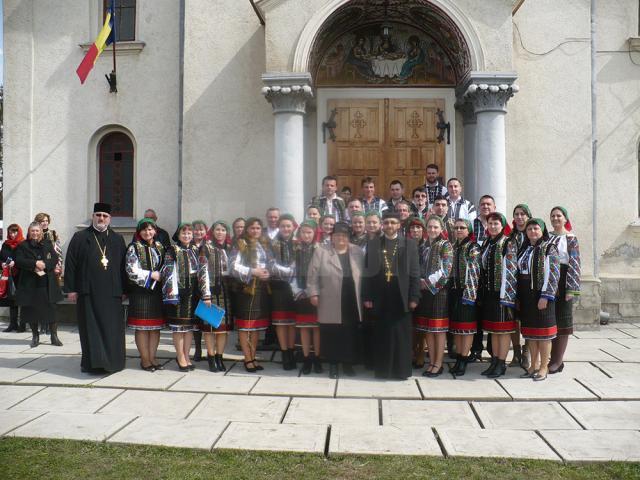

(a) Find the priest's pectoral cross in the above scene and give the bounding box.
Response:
[385,270,392,283]
[101,256,109,269]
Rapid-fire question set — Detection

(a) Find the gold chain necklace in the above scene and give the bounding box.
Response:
[382,239,398,283]
[93,232,109,270]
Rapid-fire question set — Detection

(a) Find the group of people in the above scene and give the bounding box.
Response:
[1,163,580,382]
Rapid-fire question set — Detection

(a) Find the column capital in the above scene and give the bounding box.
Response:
[261,72,313,115]
[460,71,519,114]
[455,100,477,125]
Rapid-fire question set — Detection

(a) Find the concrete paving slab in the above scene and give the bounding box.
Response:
[189,394,289,424]
[561,401,640,430]
[572,329,635,339]
[109,416,228,450]
[473,401,581,430]
[17,355,107,386]
[251,376,336,397]
[381,400,480,428]
[336,378,421,399]
[0,331,33,341]
[0,353,43,368]
[563,339,622,362]
[418,377,511,400]
[0,409,45,435]
[594,361,640,378]
[0,365,44,383]
[576,377,640,400]
[28,342,83,355]
[169,369,256,394]
[0,385,46,409]
[226,361,300,378]
[617,329,639,338]
[549,361,609,379]
[283,397,379,425]
[9,412,136,442]
[540,430,640,461]
[599,346,640,362]
[215,422,327,453]
[437,428,560,461]
[92,360,186,390]
[329,424,442,456]
[0,339,31,353]
[99,389,204,419]
[497,376,597,401]
[12,386,124,414]
[611,338,640,349]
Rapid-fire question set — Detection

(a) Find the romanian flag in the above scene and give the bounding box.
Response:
[76,1,116,84]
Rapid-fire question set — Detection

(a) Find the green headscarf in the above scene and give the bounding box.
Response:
[513,203,532,218]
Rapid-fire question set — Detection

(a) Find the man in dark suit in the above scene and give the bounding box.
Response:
[362,211,420,380]
[143,208,171,250]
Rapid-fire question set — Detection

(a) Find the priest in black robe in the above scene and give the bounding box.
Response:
[65,203,128,373]
[362,211,420,380]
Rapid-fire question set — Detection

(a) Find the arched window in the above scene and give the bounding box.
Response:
[99,132,134,217]
[103,0,136,42]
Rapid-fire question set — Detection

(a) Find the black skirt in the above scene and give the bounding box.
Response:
[166,280,199,333]
[413,287,449,333]
[21,287,55,327]
[235,279,271,331]
[127,289,165,330]
[480,289,516,334]
[449,287,477,335]
[320,275,359,364]
[270,280,296,326]
[517,276,557,341]
[295,298,318,327]
[555,265,574,335]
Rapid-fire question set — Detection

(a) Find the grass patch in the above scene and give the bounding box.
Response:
[0,437,639,479]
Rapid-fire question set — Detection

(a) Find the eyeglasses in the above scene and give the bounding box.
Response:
[94,213,110,218]
[414,194,427,198]
[453,226,468,230]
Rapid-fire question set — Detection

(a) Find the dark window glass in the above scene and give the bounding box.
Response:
[99,132,134,217]
[103,0,136,42]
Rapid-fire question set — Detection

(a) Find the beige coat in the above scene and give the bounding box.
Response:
[306,244,364,325]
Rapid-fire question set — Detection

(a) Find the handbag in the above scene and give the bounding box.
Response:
[195,300,225,329]
[0,265,9,298]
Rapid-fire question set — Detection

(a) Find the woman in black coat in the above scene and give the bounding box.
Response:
[1,224,25,332]
[15,222,63,347]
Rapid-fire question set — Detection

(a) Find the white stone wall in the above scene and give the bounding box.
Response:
[509,0,593,274]
[181,0,273,223]
[3,0,181,249]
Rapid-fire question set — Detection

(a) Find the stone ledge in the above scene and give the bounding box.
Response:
[79,41,145,55]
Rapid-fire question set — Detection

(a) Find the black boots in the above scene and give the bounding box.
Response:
[487,359,507,378]
[312,353,323,374]
[301,356,312,375]
[481,357,499,376]
[207,355,218,372]
[3,307,19,332]
[329,363,338,379]
[453,356,469,376]
[50,323,63,347]
[214,354,226,372]
[193,331,203,361]
[29,323,40,348]
[281,349,297,371]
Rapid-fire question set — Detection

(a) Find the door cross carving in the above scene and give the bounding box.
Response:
[407,110,423,139]
[351,111,367,138]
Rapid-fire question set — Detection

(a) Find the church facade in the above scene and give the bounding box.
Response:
[4,0,640,326]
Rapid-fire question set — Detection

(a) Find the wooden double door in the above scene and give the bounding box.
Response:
[327,98,446,199]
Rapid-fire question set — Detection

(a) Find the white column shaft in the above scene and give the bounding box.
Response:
[475,111,507,213]
[274,112,305,221]
[463,122,477,204]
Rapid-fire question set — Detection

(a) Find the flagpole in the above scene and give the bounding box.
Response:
[110,1,117,92]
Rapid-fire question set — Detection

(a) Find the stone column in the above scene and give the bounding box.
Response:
[456,101,477,204]
[462,73,518,214]
[261,73,313,221]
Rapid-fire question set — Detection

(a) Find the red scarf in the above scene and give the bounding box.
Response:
[4,226,25,249]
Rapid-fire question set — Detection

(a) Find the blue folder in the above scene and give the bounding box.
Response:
[195,300,225,329]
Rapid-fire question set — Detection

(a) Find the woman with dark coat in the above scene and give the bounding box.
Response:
[15,222,63,347]
[1,224,25,332]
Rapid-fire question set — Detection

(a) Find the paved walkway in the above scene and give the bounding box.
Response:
[1,321,640,462]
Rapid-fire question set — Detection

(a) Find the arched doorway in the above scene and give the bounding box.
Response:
[306,0,474,200]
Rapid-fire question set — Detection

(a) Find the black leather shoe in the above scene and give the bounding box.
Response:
[549,363,564,374]
[453,356,469,376]
[215,354,226,372]
[3,322,17,332]
[207,355,218,372]
[329,363,338,379]
[467,351,481,363]
[301,356,312,375]
[487,359,507,378]
[312,354,323,374]
[175,358,189,372]
[49,323,63,347]
[481,357,498,376]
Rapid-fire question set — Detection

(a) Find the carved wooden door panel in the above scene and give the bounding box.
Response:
[327,98,445,200]
[387,98,446,194]
[327,99,385,199]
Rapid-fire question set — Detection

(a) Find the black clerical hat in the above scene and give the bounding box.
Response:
[93,202,112,214]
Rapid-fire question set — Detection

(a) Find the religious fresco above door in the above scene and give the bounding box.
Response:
[315,23,458,87]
